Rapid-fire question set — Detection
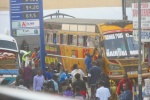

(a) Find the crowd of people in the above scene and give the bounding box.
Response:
[13,41,134,100]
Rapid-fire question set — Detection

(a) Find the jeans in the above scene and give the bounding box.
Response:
[91,84,96,99]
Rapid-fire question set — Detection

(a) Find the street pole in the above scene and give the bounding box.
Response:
[39,0,46,73]
[138,0,142,99]
[122,0,127,20]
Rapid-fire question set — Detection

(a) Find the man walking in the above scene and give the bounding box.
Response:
[33,69,45,91]
[89,61,101,99]
[96,80,111,100]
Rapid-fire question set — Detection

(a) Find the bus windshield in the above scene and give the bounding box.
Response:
[0,40,17,50]
[104,33,139,58]
[125,33,139,55]
[104,33,127,57]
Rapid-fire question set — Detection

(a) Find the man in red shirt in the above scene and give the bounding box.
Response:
[116,74,132,96]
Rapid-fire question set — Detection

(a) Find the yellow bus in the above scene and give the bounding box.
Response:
[44,18,150,80]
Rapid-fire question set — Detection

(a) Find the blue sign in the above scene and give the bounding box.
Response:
[10,0,46,72]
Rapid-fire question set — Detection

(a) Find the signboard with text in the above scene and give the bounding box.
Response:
[133,30,150,42]
[10,0,41,36]
[132,3,150,29]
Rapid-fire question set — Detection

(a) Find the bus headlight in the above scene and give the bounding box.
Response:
[109,64,121,70]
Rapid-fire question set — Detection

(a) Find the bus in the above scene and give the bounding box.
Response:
[44,18,150,80]
[0,34,21,85]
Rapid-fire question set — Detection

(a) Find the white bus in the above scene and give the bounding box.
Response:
[0,34,21,85]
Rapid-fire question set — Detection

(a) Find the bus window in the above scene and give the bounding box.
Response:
[72,35,77,45]
[48,33,53,44]
[87,36,94,47]
[60,34,63,44]
[56,34,60,44]
[83,36,87,47]
[60,34,67,44]
[68,35,73,45]
[78,35,83,46]
[53,33,56,44]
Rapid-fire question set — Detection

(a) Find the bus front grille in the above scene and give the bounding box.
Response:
[118,59,138,65]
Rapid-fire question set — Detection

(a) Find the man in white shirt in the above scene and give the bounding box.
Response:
[96,80,111,100]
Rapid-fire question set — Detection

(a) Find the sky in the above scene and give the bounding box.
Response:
[0,7,132,34]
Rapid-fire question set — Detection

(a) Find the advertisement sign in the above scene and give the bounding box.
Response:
[12,20,39,28]
[12,29,40,36]
[132,3,150,29]
[10,0,41,36]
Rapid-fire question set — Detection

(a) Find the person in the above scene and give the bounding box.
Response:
[84,48,97,87]
[16,79,29,91]
[33,69,45,91]
[120,39,126,51]
[32,47,38,67]
[63,86,73,97]
[59,69,70,86]
[116,74,132,97]
[74,86,84,100]
[53,34,57,44]
[56,62,64,74]
[44,75,58,93]
[50,62,57,73]
[45,66,53,80]
[96,72,110,89]
[23,61,32,89]
[120,83,132,100]
[89,61,101,99]
[84,48,97,73]
[20,39,29,51]
[71,64,85,83]
[22,47,31,66]
[72,73,88,99]
[15,68,24,86]
[96,80,111,100]
[96,55,104,71]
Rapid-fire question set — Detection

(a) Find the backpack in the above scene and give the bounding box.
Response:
[72,69,83,83]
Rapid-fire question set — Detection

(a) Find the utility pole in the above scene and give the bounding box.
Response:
[138,0,142,99]
[122,0,127,20]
